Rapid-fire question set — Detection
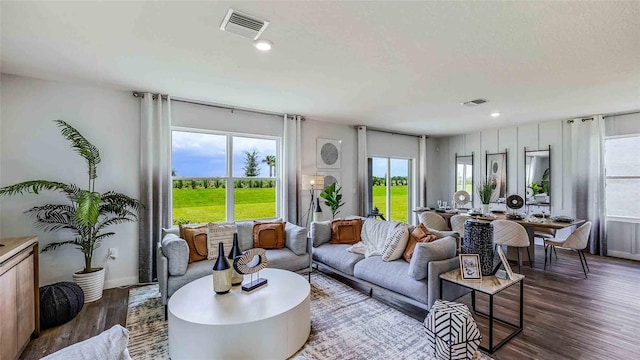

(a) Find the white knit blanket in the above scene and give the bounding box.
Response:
[348,219,400,257]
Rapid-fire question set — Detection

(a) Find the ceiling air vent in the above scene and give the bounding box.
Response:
[220,9,270,40]
[462,99,488,106]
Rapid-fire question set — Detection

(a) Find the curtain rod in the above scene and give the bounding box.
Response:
[567,110,640,124]
[355,125,427,138]
[132,91,293,119]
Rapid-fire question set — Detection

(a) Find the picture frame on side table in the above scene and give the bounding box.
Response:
[317,138,341,169]
[459,254,482,281]
[496,246,514,280]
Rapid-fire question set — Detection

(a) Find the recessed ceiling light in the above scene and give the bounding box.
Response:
[490,112,501,118]
[254,39,273,51]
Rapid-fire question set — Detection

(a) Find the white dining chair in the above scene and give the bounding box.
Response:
[450,215,466,238]
[544,222,592,278]
[419,212,450,231]
[492,220,531,273]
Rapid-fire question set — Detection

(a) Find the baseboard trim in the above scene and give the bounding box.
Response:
[606,250,640,261]
[105,276,139,289]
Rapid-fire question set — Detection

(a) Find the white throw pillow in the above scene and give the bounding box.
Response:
[382,223,410,261]
[207,222,237,260]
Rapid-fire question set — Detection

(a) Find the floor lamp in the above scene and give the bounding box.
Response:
[302,175,324,228]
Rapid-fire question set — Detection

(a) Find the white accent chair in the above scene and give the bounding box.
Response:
[544,222,592,278]
[450,215,467,252]
[419,212,450,231]
[491,220,531,273]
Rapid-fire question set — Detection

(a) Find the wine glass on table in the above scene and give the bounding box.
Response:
[437,200,442,209]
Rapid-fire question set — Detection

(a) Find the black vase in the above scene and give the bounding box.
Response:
[227,233,244,286]
[212,242,232,294]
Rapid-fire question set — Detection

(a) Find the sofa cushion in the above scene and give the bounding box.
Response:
[353,257,429,304]
[236,221,255,252]
[312,244,365,276]
[330,219,362,245]
[359,218,395,257]
[285,222,308,255]
[311,221,332,247]
[41,324,131,360]
[265,247,310,272]
[207,222,236,259]
[408,237,457,280]
[161,234,189,276]
[382,223,410,261]
[181,225,208,263]
[253,221,286,249]
[404,224,439,262]
[167,259,215,297]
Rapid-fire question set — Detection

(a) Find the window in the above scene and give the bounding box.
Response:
[171,129,279,224]
[369,157,411,223]
[605,135,640,220]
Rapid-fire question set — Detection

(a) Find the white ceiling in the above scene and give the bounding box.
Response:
[2,1,639,136]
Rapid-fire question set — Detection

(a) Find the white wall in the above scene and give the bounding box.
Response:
[301,120,357,222]
[0,74,140,288]
[434,119,573,216]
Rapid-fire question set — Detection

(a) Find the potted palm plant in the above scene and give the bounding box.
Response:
[0,120,143,302]
[476,178,493,214]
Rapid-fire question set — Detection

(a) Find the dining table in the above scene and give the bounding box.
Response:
[415,209,585,264]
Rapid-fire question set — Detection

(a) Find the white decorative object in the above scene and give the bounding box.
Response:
[73,268,105,303]
[317,138,341,169]
[168,268,310,360]
[424,299,482,360]
[482,204,490,215]
[207,222,236,260]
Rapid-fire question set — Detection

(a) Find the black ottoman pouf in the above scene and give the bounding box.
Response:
[39,282,84,330]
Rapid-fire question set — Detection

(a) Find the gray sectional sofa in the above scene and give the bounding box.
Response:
[310,218,466,311]
[158,221,311,308]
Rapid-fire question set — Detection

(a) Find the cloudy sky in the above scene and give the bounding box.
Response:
[172,131,276,177]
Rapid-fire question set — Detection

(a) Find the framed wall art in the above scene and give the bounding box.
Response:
[486,150,507,203]
[317,138,341,169]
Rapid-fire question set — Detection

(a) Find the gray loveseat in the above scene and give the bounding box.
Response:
[158,221,311,308]
[310,218,466,311]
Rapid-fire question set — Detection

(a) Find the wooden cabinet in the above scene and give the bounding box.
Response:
[0,237,38,360]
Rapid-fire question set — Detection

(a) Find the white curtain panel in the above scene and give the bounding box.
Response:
[418,135,428,208]
[357,126,368,216]
[139,93,172,282]
[571,116,606,255]
[284,115,302,225]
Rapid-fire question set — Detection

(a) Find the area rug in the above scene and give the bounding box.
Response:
[126,272,492,359]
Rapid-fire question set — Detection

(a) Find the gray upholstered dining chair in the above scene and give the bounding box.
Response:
[543,222,592,278]
[419,212,450,231]
[492,220,531,273]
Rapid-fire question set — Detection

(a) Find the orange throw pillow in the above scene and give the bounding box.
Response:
[330,219,362,245]
[253,222,286,249]
[179,225,209,263]
[403,223,438,262]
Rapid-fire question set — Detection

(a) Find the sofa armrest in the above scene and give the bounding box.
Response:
[310,221,332,247]
[427,257,462,309]
[41,325,131,360]
[285,222,308,256]
[157,243,169,306]
[161,234,189,276]
[408,236,457,280]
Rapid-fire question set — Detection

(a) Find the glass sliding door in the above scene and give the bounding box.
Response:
[390,159,410,223]
[369,157,412,223]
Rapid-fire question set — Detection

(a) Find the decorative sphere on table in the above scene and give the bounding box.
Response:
[212,242,232,294]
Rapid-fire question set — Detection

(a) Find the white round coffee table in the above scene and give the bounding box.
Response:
[168,268,311,360]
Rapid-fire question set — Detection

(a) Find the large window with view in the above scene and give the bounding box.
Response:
[369,157,412,223]
[171,129,279,224]
[604,134,640,220]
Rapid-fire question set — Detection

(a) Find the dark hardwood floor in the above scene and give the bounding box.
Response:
[21,246,640,360]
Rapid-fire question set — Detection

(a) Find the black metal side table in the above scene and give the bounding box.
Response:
[439,269,524,354]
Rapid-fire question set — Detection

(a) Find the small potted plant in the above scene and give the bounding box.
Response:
[0,120,143,302]
[319,182,345,220]
[476,178,493,214]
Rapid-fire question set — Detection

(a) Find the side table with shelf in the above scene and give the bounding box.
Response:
[439,269,524,354]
